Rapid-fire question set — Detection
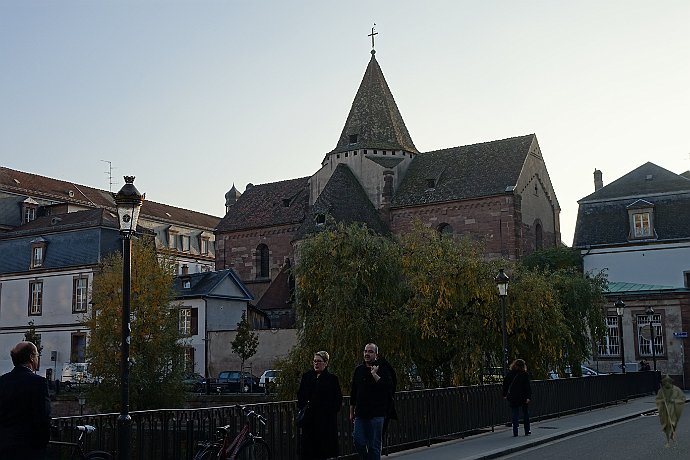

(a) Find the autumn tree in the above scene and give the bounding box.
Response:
[277,223,412,398]
[231,311,259,388]
[84,237,186,410]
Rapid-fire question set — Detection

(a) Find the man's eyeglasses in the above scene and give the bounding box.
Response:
[313,359,325,364]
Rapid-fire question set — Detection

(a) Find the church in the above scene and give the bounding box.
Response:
[214,46,561,328]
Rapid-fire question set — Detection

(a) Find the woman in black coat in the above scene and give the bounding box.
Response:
[502,359,532,437]
[297,351,343,460]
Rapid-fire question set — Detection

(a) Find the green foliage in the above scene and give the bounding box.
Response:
[277,223,412,399]
[25,321,43,355]
[232,312,259,376]
[276,222,608,395]
[84,237,186,410]
[521,246,582,272]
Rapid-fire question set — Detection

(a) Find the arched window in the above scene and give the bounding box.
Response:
[257,244,270,278]
[437,223,453,236]
[535,222,543,250]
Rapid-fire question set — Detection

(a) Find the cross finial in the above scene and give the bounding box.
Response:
[368,23,378,52]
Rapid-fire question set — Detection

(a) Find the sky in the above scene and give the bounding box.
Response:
[1,1,688,245]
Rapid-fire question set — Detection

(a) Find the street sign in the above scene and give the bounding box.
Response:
[673,332,688,338]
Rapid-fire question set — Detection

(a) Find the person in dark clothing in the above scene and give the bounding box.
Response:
[297,350,343,460]
[350,343,393,460]
[502,358,532,437]
[0,341,52,460]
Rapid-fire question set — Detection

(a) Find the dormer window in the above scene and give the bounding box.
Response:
[22,198,39,223]
[315,213,326,226]
[30,238,47,268]
[168,230,178,249]
[627,200,655,240]
[349,134,358,144]
[183,280,191,289]
[426,179,436,189]
[181,235,190,252]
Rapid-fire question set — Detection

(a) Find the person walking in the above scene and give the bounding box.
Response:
[502,358,532,437]
[655,375,685,447]
[297,351,343,460]
[0,341,52,460]
[350,343,393,460]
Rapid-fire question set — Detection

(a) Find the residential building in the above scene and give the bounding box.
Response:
[574,163,690,386]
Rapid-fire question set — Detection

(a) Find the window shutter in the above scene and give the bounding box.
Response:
[191,308,198,335]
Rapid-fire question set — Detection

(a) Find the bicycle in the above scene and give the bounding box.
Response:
[48,424,113,460]
[194,405,271,460]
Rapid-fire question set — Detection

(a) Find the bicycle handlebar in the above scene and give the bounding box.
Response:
[235,404,267,426]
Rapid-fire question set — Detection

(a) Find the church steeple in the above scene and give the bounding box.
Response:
[328,51,419,157]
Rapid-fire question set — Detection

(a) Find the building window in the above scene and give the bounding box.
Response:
[437,223,453,236]
[315,213,326,226]
[633,213,651,238]
[70,333,86,362]
[183,347,195,373]
[349,134,358,144]
[29,281,43,316]
[168,231,178,249]
[72,276,89,313]
[627,200,655,240]
[598,317,620,357]
[200,237,209,255]
[31,239,47,268]
[257,244,270,278]
[179,307,198,336]
[637,313,664,357]
[685,271,690,288]
[181,235,190,252]
[24,206,37,223]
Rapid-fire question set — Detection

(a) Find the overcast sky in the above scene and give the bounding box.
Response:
[2,1,688,245]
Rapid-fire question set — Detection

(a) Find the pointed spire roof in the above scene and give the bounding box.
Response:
[329,51,419,156]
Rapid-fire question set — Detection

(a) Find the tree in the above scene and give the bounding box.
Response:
[231,311,259,390]
[277,222,412,398]
[84,237,186,410]
[24,320,44,355]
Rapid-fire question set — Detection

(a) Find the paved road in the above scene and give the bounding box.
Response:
[501,411,689,459]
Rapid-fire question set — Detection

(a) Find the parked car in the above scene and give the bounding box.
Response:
[61,362,96,390]
[182,372,204,392]
[549,365,603,379]
[212,371,261,393]
[259,369,280,388]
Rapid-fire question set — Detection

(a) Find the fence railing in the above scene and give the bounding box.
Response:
[50,371,658,459]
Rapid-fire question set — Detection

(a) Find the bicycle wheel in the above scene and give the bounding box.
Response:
[235,438,271,460]
[85,451,113,460]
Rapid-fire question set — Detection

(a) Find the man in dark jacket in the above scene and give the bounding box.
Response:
[350,343,393,460]
[0,341,52,460]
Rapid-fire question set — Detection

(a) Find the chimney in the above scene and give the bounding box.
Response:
[594,169,603,191]
[181,264,189,276]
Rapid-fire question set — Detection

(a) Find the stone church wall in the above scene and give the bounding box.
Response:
[390,195,522,259]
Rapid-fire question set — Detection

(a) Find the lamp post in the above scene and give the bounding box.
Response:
[645,306,657,372]
[113,176,144,460]
[495,269,510,376]
[615,299,626,374]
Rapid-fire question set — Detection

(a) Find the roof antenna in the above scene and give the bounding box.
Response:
[368,23,378,55]
[101,160,117,192]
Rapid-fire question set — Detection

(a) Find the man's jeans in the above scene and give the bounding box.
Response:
[353,416,385,460]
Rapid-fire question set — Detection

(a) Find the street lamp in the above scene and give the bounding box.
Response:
[645,306,657,372]
[615,299,626,374]
[495,269,510,376]
[113,176,144,460]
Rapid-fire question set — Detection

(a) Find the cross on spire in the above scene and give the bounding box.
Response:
[368,24,378,51]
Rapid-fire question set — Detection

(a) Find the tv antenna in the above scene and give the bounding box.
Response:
[101,160,117,192]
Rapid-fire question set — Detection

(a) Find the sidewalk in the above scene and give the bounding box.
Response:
[388,393,688,460]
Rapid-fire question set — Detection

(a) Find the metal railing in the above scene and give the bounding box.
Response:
[51,371,658,459]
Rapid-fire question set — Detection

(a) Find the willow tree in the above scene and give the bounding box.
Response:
[277,223,412,398]
[84,237,186,410]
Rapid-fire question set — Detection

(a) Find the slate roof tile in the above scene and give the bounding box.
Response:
[215,177,310,232]
[393,134,534,207]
